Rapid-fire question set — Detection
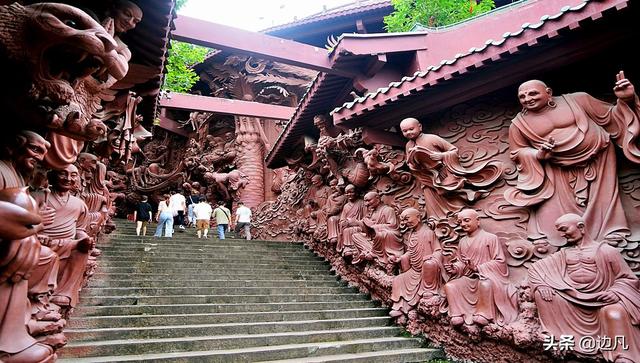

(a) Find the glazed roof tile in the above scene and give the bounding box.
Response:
[330,0,628,123]
[262,0,391,34]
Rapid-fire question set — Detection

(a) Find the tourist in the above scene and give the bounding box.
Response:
[234,201,252,240]
[193,197,213,239]
[133,195,152,236]
[186,191,199,228]
[169,190,186,231]
[212,200,231,239]
[154,194,173,238]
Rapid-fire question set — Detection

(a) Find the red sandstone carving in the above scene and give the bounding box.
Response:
[0,3,128,175]
[443,209,518,327]
[505,73,640,256]
[390,208,443,318]
[0,131,57,362]
[342,191,403,268]
[401,118,503,220]
[39,165,93,308]
[529,213,640,362]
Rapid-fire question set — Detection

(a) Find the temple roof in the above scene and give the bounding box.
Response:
[330,0,630,127]
[262,0,392,46]
[266,0,632,167]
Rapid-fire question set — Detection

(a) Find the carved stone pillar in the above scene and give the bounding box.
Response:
[234,115,267,208]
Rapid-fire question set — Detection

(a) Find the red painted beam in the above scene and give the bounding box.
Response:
[173,16,355,77]
[157,115,195,138]
[159,93,295,120]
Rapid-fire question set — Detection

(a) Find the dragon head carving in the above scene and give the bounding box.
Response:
[0,3,128,140]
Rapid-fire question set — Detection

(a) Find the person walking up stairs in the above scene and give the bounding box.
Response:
[193,197,213,239]
[212,200,231,239]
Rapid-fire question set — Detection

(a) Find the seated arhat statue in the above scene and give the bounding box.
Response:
[444,209,518,327]
[528,213,640,362]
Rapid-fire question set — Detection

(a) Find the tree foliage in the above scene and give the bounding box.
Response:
[162,0,209,93]
[384,0,495,32]
[175,0,188,11]
[163,41,209,93]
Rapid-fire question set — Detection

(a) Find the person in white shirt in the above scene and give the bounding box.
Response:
[169,190,187,230]
[154,194,173,238]
[192,197,213,238]
[234,201,252,240]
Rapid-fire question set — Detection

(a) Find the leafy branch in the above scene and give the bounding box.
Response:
[384,0,495,32]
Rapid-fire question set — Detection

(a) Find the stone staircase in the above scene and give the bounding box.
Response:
[58,222,444,362]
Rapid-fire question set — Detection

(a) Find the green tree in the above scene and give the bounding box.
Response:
[384,0,495,32]
[175,0,188,11]
[162,0,209,92]
[163,41,209,93]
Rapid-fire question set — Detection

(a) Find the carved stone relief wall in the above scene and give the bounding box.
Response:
[253,74,640,362]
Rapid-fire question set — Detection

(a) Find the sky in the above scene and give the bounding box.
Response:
[178,0,357,32]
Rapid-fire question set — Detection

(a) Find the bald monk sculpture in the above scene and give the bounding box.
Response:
[444,209,518,326]
[390,208,443,317]
[505,72,640,247]
[324,178,347,244]
[336,184,366,253]
[529,213,640,362]
[347,191,403,266]
[400,117,502,220]
[38,164,93,308]
[0,131,56,362]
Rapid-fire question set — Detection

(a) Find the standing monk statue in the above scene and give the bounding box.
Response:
[444,209,518,327]
[390,208,443,317]
[505,72,640,247]
[400,117,502,220]
[528,213,640,363]
[336,184,366,253]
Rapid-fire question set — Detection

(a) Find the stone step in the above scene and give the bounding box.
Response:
[97,252,325,261]
[60,221,442,362]
[75,301,379,317]
[79,293,370,306]
[82,286,356,297]
[259,348,445,363]
[98,251,323,260]
[94,266,333,274]
[90,272,338,280]
[96,259,328,267]
[87,278,343,288]
[68,308,388,329]
[58,337,425,362]
[65,317,392,342]
[99,242,307,250]
[101,237,301,246]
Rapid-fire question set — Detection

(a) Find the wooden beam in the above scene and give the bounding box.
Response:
[159,93,296,120]
[173,16,355,77]
[157,115,195,138]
